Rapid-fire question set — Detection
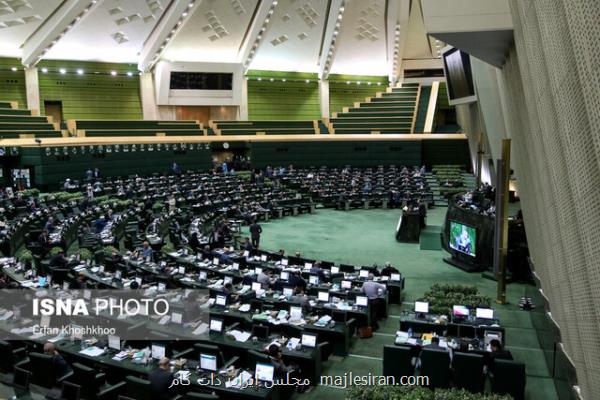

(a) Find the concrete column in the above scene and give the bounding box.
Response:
[319,79,329,118]
[239,78,248,120]
[25,67,40,114]
[139,72,158,120]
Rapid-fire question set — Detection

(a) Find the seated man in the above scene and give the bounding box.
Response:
[241,237,254,252]
[49,249,68,268]
[140,241,153,260]
[149,357,174,400]
[94,216,107,233]
[309,261,326,281]
[43,342,72,377]
[380,262,399,277]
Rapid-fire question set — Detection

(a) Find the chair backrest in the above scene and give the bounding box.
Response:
[13,366,31,390]
[452,351,485,393]
[126,375,152,399]
[247,350,270,369]
[61,381,81,400]
[419,348,451,388]
[0,340,14,373]
[28,352,56,387]
[491,359,526,400]
[72,362,101,396]
[383,345,414,378]
[194,343,225,367]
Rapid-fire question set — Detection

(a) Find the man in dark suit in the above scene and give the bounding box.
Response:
[490,339,513,361]
[249,220,262,248]
[149,357,174,400]
[43,342,72,377]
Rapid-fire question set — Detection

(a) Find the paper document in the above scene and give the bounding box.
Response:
[80,346,105,357]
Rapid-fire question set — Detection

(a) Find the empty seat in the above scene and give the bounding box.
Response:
[383,345,414,379]
[452,351,485,393]
[491,359,526,400]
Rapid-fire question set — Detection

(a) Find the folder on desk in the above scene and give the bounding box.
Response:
[80,346,105,357]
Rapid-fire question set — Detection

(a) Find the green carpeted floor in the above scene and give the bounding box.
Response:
[242,207,559,400]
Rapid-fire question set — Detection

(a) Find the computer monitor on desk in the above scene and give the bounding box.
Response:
[309,275,319,285]
[108,335,121,351]
[283,287,294,298]
[301,333,317,349]
[483,330,503,348]
[151,343,166,360]
[215,294,227,307]
[413,301,430,320]
[359,269,369,279]
[330,266,339,274]
[280,271,289,281]
[341,280,352,290]
[252,282,262,292]
[355,295,368,307]
[453,305,470,319]
[390,273,401,281]
[289,306,302,321]
[414,301,429,315]
[476,307,494,320]
[210,318,224,333]
[255,362,275,384]
[200,354,217,372]
[318,291,329,303]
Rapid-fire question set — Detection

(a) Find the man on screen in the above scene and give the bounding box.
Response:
[455,225,472,255]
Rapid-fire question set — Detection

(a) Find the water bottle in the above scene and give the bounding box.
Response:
[408,327,413,338]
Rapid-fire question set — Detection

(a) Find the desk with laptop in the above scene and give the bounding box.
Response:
[395,300,504,357]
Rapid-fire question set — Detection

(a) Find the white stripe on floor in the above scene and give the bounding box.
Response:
[348,353,383,361]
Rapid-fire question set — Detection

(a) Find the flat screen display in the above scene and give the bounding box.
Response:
[452,305,470,317]
[442,47,476,104]
[169,72,233,90]
[449,221,476,257]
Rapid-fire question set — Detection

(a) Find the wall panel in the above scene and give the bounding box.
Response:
[0,58,26,107]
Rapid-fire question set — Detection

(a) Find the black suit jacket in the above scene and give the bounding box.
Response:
[148,368,174,400]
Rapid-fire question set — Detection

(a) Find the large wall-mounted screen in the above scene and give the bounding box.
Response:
[442,47,477,105]
[169,72,233,90]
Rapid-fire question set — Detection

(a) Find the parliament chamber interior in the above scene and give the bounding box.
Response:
[0,1,597,400]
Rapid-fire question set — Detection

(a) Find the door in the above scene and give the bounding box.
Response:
[176,106,210,126]
[44,101,63,124]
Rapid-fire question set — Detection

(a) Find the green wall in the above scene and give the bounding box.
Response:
[247,70,320,120]
[0,58,27,107]
[329,74,388,115]
[414,85,432,132]
[19,145,212,188]
[38,60,142,120]
[251,139,470,169]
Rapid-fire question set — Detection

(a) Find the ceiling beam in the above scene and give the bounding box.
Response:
[237,0,280,72]
[21,0,99,67]
[317,0,346,80]
[138,0,201,72]
[387,0,410,84]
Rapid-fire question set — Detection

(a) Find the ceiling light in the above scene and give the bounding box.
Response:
[257,77,262,81]
[333,30,338,36]
[182,12,188,17]
[188,3,194,8]
[282,78,286,82]
[346,81,350,84]
[357,81,361,85]
[111,70,117,76]
[340,6,345,12]
[337,14,342,20]
[268,10,273,15]
[11,67,17,71]
[126,71,133,77]
[59,68,66,74]
[305,79,310,83]
[367,82,371,85]
[41,67,48,73]
[269,78,274,82]
[272,0,278,5]
[77,69,84,75]
[377,82,381,86]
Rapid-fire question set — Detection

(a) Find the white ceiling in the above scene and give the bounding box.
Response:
[45,0,169,63]
[248,0,327,72]
[0,0,443,76]
[163,0,259,63]
[0,0,61,57]
[329,0,388,76]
